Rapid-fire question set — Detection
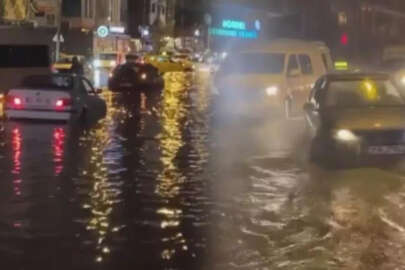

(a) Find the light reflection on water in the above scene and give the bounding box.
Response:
[80,91,123,264]
[156,73,189,261]
[11,127,22,196]
[53,127,65,176]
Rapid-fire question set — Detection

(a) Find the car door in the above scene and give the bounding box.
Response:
[305,77,325,135]
[297,54,317,108]
[80,77,106,115]
[286,54,302,107]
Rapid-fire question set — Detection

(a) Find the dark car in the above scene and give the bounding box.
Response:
[304,73,405,167]
[108,62,164,91]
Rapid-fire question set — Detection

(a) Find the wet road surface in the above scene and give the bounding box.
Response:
[1,71,405,269]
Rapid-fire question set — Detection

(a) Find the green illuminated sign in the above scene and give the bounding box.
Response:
[209,28,258,39]
[222,20,246,30]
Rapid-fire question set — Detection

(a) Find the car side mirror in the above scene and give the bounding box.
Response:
[303,102,315,112]
[288,68,300,78]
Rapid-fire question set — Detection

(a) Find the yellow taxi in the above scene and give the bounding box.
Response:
[145,54,193,73]
[52,53,85,73]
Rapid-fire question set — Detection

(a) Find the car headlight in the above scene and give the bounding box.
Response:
[335,129,358,142]
[140,73,147,80]
[93,60,101,67]
[401,76,405,85]
[265,86,279,96]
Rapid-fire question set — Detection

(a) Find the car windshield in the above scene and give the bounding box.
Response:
[22,75,74,90]
[381,59,405,69]
[98,54,117,60]
[221,53,285,74]
[325,79,405,107]
[115,64,140,74]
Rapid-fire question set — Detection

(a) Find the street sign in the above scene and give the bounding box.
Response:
[110,26,125,34]
[97,25,109,38]
[52,33,64,43]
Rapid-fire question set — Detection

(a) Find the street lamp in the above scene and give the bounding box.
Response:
[142,29,150,37]
[194,29,200,37]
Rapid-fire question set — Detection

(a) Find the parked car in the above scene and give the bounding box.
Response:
[108,62,164,91]
[5,74,106,121]
[304,72,405,167]
[215,39,333,117]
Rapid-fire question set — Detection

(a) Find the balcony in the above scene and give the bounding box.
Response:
[62,17,95,29]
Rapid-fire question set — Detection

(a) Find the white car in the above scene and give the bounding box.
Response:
[216,39,333,117]
[5,74,106,121]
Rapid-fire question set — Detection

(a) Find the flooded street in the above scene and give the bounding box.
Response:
[1,71,405,269]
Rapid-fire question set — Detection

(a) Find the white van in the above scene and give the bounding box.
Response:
[216,39,333,117]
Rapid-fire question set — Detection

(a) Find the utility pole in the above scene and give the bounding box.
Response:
[55,0,62,61]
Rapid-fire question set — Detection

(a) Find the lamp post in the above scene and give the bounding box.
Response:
[55,0,63,61]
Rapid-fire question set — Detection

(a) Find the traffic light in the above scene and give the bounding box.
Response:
[340,33,349,46]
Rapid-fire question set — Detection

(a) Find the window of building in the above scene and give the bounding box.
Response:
[152,3,156,13]
[161,6,165,15]
[298,54,314,75]
[338,11,348,25]
[83,0,94,18]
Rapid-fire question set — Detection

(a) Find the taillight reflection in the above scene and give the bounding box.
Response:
[53,127,65,176]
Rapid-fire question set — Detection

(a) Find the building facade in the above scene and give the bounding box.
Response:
[60,0,130,56]
[128,0,176,38]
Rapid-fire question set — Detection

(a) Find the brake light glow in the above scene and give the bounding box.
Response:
[55,98,72,109]
[6,95,23,109]
[14,97,22,106]
[56,100,64,107]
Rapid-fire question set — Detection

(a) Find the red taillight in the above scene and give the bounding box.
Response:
[6,95,23,108]
[55,98,72,109]
[14,97,22,105]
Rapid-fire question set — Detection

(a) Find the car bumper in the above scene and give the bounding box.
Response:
[6,109,72,121]
[319,135,405,165]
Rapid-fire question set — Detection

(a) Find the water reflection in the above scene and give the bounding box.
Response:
[11,127,22,196]
[81,91,125,264]
[52,127,65,176]
[156,73,189,261]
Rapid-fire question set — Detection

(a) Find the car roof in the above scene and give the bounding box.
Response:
[324,72,389,81]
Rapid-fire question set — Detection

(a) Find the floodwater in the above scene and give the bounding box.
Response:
[0,71,405,269]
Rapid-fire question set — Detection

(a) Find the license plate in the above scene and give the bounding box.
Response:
[368,145,405,155]
[26,98,50,105]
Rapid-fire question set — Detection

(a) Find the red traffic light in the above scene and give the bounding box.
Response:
[340,33,349,46]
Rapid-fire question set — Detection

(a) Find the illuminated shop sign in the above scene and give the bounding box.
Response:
[222,20,246,30]
[209,28,258,39]
[209,19,259,40]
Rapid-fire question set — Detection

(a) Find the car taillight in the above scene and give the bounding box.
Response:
[55,98,72,109]
[6,95,23,108]
[14,97,22,105]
